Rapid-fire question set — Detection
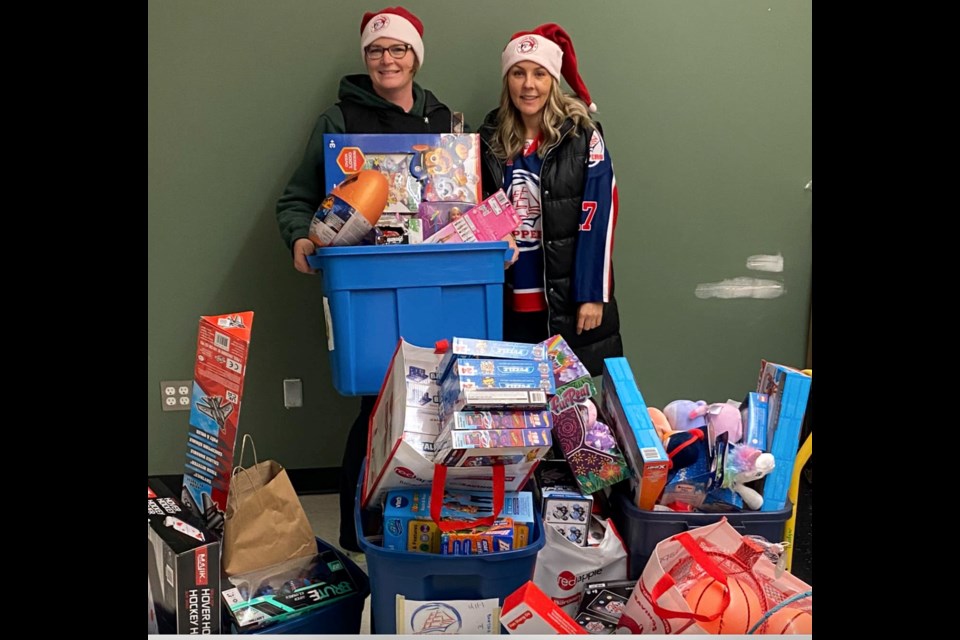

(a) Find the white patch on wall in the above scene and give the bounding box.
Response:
[746,254,783,272]
[695,277,785,299]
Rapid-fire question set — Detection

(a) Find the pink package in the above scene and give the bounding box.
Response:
[425,189,520,244]
[415,201,475,241]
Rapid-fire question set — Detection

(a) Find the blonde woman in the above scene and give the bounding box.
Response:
[479,24,622,375]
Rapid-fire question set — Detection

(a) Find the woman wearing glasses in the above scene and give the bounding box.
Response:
[479,23,623,376]
[274,6,455,553]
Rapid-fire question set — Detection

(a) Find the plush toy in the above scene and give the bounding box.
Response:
[648,407,673,443]
[664,427,707,471]
[663,400,708,432]
[578,398,618,452]
[722,444,775,510]
[690,402,744,445]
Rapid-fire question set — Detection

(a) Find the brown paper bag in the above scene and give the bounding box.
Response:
[221,435,316,576]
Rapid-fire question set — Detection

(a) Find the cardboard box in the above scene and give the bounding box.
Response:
[741,391,769,451]
[756,361,812,511]
[601,358,669,510]
[425,190,521,244]
[148,478,220,635]
[438,336,548,385]
[181,310,254,536]
[323,133,482,213]
[383,488,534,553]
[444,409,553,432]
[501,581,587,634]
[434,427,553,467]
[415,200,475,241]
[575,579,637,634]
[363,339,540,509]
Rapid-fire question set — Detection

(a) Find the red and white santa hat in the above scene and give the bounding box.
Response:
[360,6,425,67]
[501,23,597,112]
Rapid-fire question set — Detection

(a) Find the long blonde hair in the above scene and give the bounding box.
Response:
[489,75,594,161]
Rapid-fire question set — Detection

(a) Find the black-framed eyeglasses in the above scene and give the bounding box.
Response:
[365,44,413,60]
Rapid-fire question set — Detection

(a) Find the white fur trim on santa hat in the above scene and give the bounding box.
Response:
[361,12,424,67]
[501,34,562,80]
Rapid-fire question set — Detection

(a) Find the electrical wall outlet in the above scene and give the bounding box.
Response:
[160,380,193,412]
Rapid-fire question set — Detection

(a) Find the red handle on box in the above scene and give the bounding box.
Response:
[430,463,506,533]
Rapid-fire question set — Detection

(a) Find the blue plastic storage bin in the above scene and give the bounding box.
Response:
[610,488,792,581]
[355,463,545,634]
[225,537,370,635]
[307,242,510,396]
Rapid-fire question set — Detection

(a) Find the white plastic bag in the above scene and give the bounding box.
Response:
[532,516,628,615]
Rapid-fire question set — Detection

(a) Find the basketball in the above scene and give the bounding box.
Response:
[760,606,812,634]
[684,576,763,634]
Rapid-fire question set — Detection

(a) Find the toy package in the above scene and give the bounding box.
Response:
[501,581,587,635]
[443,409,553,432]
[542,334,595,393]
[441,387,550,423]
[415,200,476,241]
[756,361,811,511]
[221,548,360,631]
[323,133,482,214]
[437,336,548,384]
[535,460,594,545]
[382,488,534,553]
[440,358,556,414]
[181,310,254,537]
[740,391,769,451]
[601,358,670,510]
[551,400,632,496]
[574,579,637,634]
[434,427,554,467]
[440,518,517,555]
[364,340,542,508]
[148,479,221,635]
[425,189,521,244]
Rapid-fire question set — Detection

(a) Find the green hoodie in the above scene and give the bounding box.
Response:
[275,74,452,251]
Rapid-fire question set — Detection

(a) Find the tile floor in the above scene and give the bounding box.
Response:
[300,493,371,634]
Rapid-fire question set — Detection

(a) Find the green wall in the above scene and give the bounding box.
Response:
[148,0,812,474]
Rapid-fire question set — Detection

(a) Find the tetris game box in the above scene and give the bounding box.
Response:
[148,478,221,634]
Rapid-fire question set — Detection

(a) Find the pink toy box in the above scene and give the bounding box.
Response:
[425,190,520,244]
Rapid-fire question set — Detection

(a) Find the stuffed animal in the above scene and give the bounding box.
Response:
[648,407,673,443]
[663,400,708,432]
[722,444,775,510]
[664,427,707,471]
[690,402,744,445]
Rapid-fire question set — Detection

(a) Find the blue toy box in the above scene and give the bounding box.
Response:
[756,362,812,511]
[601,358,670,509]
[307,242,511,396]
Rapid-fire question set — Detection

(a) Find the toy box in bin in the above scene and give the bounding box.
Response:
[609,487,792,580]
[222,537,369,635]
[356,462,546,634]
[323,133,482,213]
[307,242,511,396]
